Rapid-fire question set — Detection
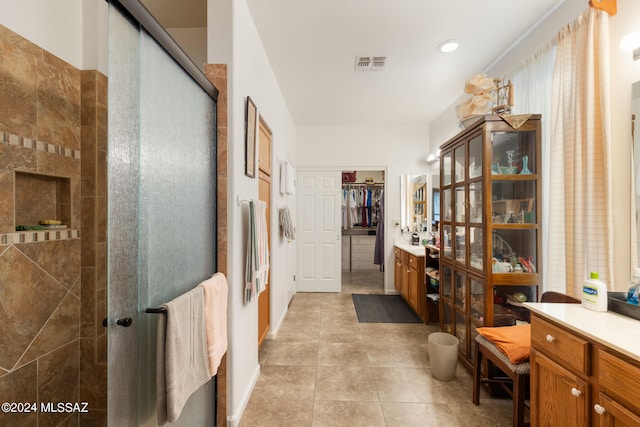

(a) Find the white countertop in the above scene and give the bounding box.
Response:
[524,302,640,363]
[393,238,426,257]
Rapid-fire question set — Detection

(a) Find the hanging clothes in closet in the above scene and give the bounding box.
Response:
[341,183,383,229]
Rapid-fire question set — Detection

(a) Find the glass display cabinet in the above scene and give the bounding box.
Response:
[438,115,541,370]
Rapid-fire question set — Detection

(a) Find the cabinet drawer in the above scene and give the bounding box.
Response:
[352,245,375,254]
[394,247,401,259]
[351,247,374,257]
[531,315,590,375]
[408,254,421,269]
[400,250,409,264]
[352,260,377,270]
[351,235,375,245]
[351,252,373,262]
[597,348,640,414]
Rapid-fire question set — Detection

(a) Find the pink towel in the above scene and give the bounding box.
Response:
[199,273,229,376]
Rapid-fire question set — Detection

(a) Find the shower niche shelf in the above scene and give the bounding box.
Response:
[14,171,71,229]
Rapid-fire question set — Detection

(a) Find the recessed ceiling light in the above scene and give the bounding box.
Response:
[438,40,459,53]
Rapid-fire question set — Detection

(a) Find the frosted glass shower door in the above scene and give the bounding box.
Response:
[107,3,217,426]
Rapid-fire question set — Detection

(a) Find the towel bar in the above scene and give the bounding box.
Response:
[146,307,167,313]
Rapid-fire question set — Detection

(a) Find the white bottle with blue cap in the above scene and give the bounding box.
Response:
[581,271,608,312]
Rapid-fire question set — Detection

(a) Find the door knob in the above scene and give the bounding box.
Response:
[116,317,133,327]
[593,404,606,415]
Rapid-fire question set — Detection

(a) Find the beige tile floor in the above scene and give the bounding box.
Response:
[239,271,513,426]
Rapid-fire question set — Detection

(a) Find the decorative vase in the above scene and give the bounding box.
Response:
[520,155,532,174]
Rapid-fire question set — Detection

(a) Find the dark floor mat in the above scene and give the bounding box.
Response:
[352,294,422,323]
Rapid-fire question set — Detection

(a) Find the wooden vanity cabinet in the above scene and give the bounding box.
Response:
[530,312,640,427]
[595,348,640,426]
[394,246,426,322]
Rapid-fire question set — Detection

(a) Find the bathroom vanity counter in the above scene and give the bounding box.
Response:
[393,239,426,257]
[525,302,640,426]
[524,302,640,362]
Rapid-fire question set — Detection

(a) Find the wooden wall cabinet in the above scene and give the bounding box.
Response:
[394,246,426,322]
[530,312,640,427]
[439,115,542,369]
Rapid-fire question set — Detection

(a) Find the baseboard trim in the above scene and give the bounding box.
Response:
[226,363,260,427]
[266,304,288,339]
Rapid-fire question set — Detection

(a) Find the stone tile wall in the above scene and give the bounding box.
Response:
[0,24,106,426]
[79,69,108,426]
[204,63,228,427]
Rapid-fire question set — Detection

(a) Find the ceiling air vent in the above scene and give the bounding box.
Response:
[355,55,388,71]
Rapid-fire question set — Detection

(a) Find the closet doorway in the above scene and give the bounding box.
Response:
[341,169,385,295]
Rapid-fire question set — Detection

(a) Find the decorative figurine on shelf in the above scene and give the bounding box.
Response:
[455,74,496,126]
[505,150,517,174]
[520,154,532,174]
[492,162,501,175]
[491,79,514,115]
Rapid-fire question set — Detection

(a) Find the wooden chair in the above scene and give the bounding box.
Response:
[472,291,580,427]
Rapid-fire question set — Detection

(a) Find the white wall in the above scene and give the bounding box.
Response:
[0,0,107,73]
[167,27,207,71]
[0,0,84,69]
[296,124,430,292]
[208,0,297,425]
[428,0,587,151]
[428,0,640,290]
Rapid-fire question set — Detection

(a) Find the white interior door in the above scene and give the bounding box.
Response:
[296,170,341,292]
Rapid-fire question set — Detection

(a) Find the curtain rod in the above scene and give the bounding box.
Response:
[107,0,219,101]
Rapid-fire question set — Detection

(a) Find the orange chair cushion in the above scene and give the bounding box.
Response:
[476,324,531,364]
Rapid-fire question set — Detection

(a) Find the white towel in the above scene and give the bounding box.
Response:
[285,160,295,194]
[156,286,211,425]
[280,161,287,195]
[199,273,228,376]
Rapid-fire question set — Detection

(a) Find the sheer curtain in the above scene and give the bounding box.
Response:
[547,8,613,296]
[504,7,612,296]
[506,43,556,292]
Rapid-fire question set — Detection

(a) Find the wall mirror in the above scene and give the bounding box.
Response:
[633,81,639,266]
[400,174,428,231]
[431,173,440,227]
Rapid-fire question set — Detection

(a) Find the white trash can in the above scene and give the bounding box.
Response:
[428,332,459,382]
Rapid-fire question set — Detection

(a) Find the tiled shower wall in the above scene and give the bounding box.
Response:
[78,69,108,425]
[0,24,107,426]
[204,63,228,427]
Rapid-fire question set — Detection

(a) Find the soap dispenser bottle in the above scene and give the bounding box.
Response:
[627,268,640,305]
[581,271,608,312]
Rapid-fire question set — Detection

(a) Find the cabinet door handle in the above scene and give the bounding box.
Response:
[546,334,556,343]
[593,404,606,415]
[570,387,581,397]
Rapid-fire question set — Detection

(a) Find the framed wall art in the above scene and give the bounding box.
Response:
[245,96,257,178]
